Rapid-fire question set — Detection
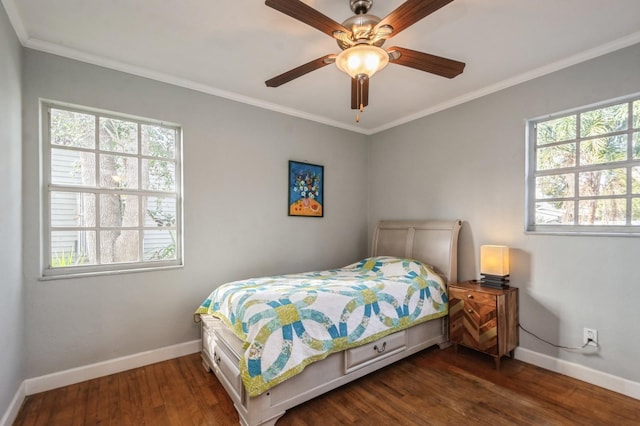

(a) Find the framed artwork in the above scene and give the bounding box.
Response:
[288,160,324,217]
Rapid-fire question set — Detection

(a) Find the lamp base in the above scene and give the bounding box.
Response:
[480,274,510,289]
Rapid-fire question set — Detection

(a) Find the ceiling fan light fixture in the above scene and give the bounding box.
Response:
[264,0,466,122]
[335,44,389,79]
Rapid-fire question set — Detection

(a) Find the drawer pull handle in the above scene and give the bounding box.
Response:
[467,309,474,314]
[373,342,387,353]
[213,351,221,365]
[467,294,473,299]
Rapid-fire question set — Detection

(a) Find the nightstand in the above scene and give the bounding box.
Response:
[448,281,519,369]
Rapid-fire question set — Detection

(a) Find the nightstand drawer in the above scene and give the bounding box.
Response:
[449,287,495,306]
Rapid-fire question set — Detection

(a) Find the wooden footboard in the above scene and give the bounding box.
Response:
[201,314,447,426]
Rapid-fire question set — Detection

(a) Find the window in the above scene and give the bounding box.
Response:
[43,102,182,277]
[526,94,640,235]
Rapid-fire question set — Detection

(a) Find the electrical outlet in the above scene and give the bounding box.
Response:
[583,328,598,347]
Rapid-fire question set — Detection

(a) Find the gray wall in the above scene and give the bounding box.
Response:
[0,4,23,419]
[21,49,369,378]
[369,42,640,382]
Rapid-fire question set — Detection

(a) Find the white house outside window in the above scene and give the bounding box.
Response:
[526,94,640,235]
[43,102,183,277]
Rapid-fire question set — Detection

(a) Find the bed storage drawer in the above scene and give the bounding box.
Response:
[345,330,406,373]
[213,332,244,403]
[200,315,223,359]
[200,315,223,371]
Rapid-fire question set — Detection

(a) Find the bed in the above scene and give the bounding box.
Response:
[195,219,462,426]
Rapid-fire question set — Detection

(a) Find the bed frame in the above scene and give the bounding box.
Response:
[200,219,462,426]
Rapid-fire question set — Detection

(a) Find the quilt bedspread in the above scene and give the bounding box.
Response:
[194,256,448,397]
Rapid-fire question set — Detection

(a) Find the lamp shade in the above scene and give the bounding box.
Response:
[335,44,389,79]
[480,245,510,276]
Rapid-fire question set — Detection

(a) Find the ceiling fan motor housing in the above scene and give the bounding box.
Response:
[350,0,372,14]
[338,14,384,50]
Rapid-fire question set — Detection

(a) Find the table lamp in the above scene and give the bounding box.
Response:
[480,245,510,289]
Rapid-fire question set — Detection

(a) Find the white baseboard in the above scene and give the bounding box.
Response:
[515,347,640,400]
[24,339,201,396]
[0,381,25,426]
[1,339,200,425]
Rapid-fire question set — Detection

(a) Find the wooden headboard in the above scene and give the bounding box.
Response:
[372,220,462,284]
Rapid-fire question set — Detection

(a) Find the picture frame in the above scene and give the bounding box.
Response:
[288,160,324,217]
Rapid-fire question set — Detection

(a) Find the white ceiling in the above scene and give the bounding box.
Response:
[4,0,640,134]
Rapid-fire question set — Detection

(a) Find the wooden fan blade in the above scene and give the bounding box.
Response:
[265,0,349,38]
[351,78,369,110]
[388,46,465,78]
[375,0,455,37]
[265,55,335,87]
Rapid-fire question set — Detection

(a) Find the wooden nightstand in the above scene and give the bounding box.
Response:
[448,281,519,369]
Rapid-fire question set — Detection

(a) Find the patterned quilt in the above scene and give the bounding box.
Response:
[194,256,448,397]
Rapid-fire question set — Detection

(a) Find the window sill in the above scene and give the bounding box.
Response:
[40,262,184,281]
[525,228,640,237]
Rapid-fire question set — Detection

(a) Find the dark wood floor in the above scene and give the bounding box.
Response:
[14,346,640,425]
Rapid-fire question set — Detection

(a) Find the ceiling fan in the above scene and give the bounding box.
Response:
[264,0,466,122]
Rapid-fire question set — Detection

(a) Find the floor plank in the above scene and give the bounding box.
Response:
[14,346,640,425]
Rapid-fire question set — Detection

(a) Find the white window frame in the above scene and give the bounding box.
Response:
[41,100,183,278]
[526,93,640,236]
